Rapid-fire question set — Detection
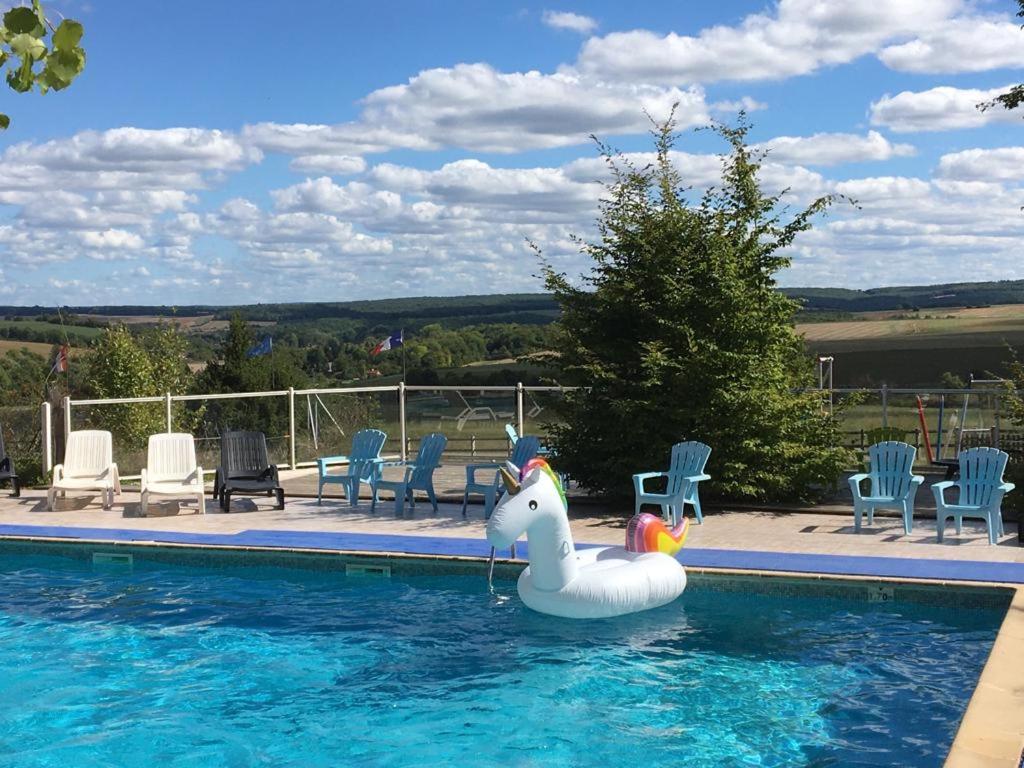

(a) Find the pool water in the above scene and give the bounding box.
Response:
[0,550,1005,767]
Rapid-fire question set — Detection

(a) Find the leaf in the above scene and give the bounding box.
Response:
[52,19,83,51]
[8,32,46,60]
[41,47,84,90]
[6,54,36,92]
[2,6,44,37]
[0,113,9,130]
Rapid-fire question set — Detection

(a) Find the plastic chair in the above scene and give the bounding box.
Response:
[933,447,1015,545]
[214,430,283,512]
[317,428,387,505]
[462,435,540,518]
[141,433,205,516]
[371,432,447,515]
[848,441,923,534]
[48,430,121,510]
[633,441,712,525]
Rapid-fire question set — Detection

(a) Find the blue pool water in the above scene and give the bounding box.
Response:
[0,550,1005,767]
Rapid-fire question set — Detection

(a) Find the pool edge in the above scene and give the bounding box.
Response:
[944,586,1024,768]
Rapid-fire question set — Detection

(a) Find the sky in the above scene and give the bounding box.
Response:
[1,0,1023,306]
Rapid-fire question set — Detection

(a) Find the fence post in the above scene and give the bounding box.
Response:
[399,382,407,461]
[881,384,888,428]
[165,392,172,433]
[40,401,52,474]
[288,387,296,469]
[516,382,524,437]
[62,395,71,449]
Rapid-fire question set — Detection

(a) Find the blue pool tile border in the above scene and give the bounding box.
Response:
[1,523,1023,584]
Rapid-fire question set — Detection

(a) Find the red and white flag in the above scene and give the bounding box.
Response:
[50,344,69,374]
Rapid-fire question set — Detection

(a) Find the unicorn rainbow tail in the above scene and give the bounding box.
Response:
[625,513,690,557]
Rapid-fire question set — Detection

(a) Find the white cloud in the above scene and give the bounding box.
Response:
[869,85,1022,132]
[288,154,367,175]
[542,10,597,34]
[574,0,961,84]
[79,229,146,250]
[710,96,767,113]
[936,147,1024,181]
[755,131,915,166]
[358,63,709,152]
[878,17,1024,73]
[246,64,709,157]
[2,127,258,177]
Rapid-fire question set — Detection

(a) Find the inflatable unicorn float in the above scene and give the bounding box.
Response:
[487,458,689,619]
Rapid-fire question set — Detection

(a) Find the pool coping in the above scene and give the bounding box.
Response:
[1,527,1022,765]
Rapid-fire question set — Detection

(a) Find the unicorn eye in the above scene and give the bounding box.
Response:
[529,500,538,510]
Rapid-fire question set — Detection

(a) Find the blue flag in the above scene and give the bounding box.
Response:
[247,335,273,357]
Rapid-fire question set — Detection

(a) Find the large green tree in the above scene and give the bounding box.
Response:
[0,0,85,129]
[83,325,195,445]
[543,117,851,501]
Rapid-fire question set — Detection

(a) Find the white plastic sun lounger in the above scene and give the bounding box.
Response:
[140,433,205,516]
[48,430,121,510]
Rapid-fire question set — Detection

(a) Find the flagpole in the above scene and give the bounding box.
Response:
[401,328,406,383]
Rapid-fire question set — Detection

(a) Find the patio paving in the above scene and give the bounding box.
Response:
[0,467,1020,572]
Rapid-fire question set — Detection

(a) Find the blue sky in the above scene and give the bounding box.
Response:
[1,0,1023,306]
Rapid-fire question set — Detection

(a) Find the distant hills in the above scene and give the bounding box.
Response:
[3,280,1024,324]
[0,293,560,330]
[782,280,1024,313]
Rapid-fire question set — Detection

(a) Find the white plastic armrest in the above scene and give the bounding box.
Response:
[52,463,64,482]
[110,463,121,494]
[140,468,148,491]
[195,466,204,487]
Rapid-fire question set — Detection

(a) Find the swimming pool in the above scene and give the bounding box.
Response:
[0,545,1007,767]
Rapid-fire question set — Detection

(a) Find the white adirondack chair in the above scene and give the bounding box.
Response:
[48,430,121,510]
[141,433,205,516]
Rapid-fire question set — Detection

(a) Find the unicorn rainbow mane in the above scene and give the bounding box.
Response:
[520,458,566,512]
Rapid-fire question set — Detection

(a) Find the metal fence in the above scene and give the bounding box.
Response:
[45,384,571,479]
[32,383,1020,480]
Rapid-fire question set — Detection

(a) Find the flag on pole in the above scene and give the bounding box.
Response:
[50,344,69,374]
[247,336,273,358]
[372,330,403,356]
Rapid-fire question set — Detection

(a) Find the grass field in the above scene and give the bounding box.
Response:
[0,320,104,344]
[0,339,52,356]
[77,314,275,334]
[798,304,1024,386]
[797,304,1024,342]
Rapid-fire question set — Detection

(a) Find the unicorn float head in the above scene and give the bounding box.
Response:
[488,458,578,592]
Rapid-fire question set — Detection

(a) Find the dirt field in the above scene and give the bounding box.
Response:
[798,304,1024,342]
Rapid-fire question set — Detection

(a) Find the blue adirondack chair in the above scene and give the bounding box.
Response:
[371,432,448,515]
[505,423,567,483]
[316,428,387,506]
[461,435,540,518]
[633,441,712,525]
[933,447,1015,545]
[848,441,923,534]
